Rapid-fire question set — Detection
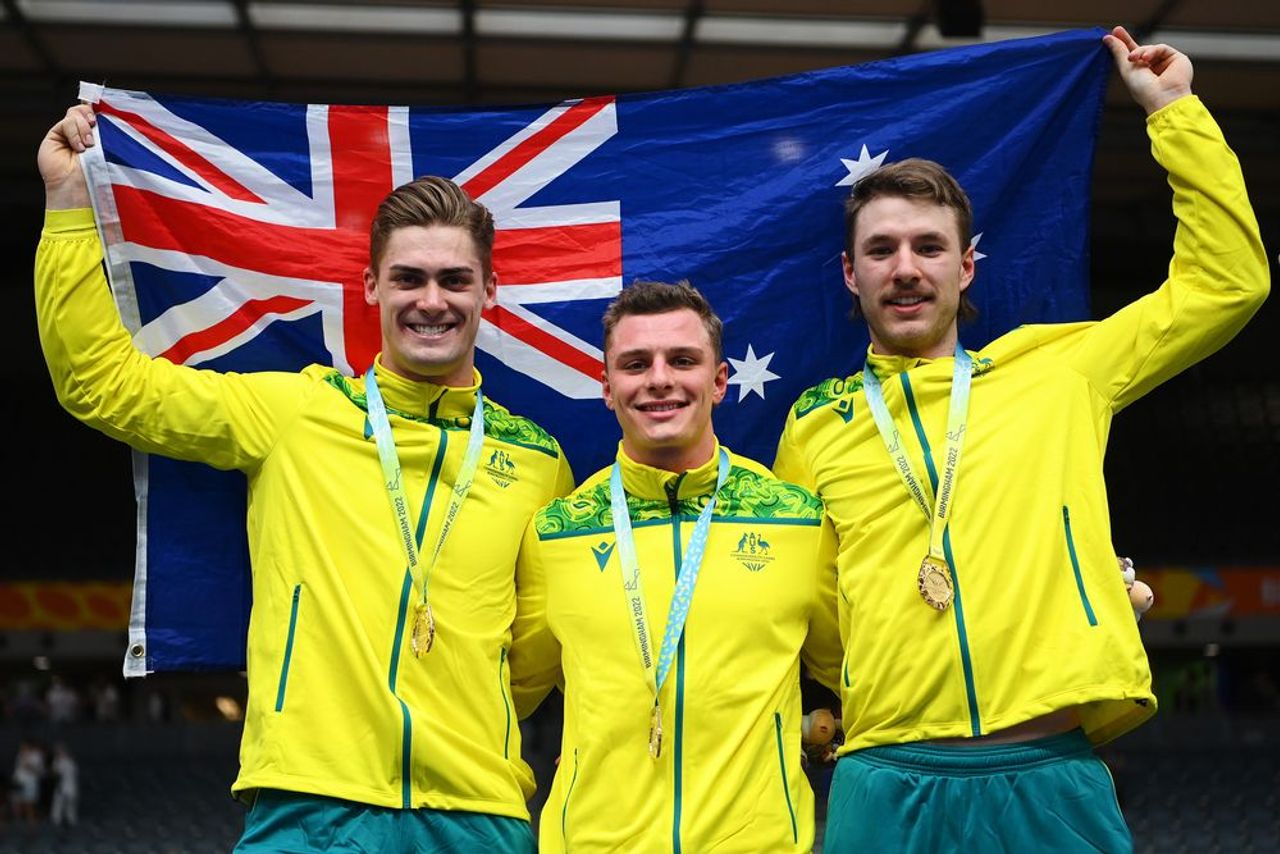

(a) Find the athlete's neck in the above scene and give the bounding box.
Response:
[378,354,477,388]
[622,432,716,474]
[869,328,959,361]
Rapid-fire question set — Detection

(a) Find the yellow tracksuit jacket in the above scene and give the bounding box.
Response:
[36,208,574,817]
[774,96,1268,752]
[512,444,840,852]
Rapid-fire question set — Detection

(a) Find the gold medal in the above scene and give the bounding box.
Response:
[918,556,954,611]
[648,703,663,759]
[411,601,435,657]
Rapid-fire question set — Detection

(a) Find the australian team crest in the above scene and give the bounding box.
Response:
[731,532,776,572]
[485,449,518,488]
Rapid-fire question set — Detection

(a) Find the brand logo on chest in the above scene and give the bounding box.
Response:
[591,540,615,571]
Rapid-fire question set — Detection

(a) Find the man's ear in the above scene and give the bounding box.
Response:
[601,367,614,411]
[711,360,728,406]
[959,244,975,294]
[842,251,859,299]
[363,267,378,307]
[482,270,498,310]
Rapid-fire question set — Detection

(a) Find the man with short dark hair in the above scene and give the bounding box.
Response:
[512,280,841,852]
[775,27,1269,850]
[36,106,573,852]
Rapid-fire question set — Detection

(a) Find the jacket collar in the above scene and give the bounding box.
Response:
[864,344,971,377]
[369,355,482,421]
[613,440,726,503]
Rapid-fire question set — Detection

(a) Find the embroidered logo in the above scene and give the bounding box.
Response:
[591,540,615,571]
[731,531,776,572]
[973,356,995,377]
[833,396,855,424]
[485,449,518,488]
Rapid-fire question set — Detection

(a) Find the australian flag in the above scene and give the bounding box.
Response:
[80,29,1110,673]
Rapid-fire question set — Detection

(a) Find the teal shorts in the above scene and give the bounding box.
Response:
[824,730,1132,853]
[234,789,536,853]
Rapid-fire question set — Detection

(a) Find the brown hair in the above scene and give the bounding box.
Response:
[369,176,495,273]
[844,158,977,322]
[602,280,724,363]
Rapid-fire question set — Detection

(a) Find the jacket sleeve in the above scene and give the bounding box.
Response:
[35,209,315,471]
[510,514,563,720]
[1065,96,1269,412]
[800,515,842,694]
[772,405,818,492]
[552,447,577,499]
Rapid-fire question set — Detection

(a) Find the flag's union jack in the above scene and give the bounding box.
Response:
[83,82,619,398]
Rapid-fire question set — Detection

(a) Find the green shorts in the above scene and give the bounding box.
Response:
[234,789,536,853]
[824,730,1132,853]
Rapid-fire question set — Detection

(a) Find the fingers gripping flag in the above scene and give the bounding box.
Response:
[80,29,1111,672]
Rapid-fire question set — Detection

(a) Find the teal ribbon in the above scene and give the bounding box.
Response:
[610,448,730,710]
[861,343,973,564]
[365,366,485,616]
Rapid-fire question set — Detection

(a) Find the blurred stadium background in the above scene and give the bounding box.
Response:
[2,1,1277,851]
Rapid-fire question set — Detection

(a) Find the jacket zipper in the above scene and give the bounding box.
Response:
[1062,506,1098,626]
[498,646,512,759]
[386,425,450,809]
[900,372,981,736]
[773,712,799,845]
[666,475,686,854]
[561,748,579,847]
[274,584,302,712]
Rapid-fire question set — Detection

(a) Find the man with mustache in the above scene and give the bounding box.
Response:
[774,26,1269,851]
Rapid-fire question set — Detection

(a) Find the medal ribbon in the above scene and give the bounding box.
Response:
[610,447,730,750]
[365,367,486,645]
[861,344,973,564]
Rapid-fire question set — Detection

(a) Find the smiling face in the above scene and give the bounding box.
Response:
[602,309,728,473]
[844,195,974,360]
[363,224,497,387]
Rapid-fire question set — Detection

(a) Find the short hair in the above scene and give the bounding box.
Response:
[369,176,495,273]
[844,158,977,322]
[602,280,724,363]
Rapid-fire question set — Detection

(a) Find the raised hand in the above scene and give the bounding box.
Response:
[1103,26,1193,116]
[38,104,96,210]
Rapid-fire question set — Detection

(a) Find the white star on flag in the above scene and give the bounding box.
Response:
[727,345,781,402]
[971,232,987,261]
[836,144,889,187]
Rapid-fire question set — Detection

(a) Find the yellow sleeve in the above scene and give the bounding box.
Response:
[35,209,315,471]
[772,405,817,491]
[509,515,563,720]
[800,515,842,693]
[1066,96,1269,412]
[553,447,577,499]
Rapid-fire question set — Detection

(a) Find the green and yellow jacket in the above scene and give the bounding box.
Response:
[775,96,1268,753]
[36,208,574,818]
[512,443,840,853]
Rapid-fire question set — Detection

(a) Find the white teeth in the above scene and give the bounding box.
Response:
[889,296,925,306]
[409,323,450,335]
[642,403,683,411]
